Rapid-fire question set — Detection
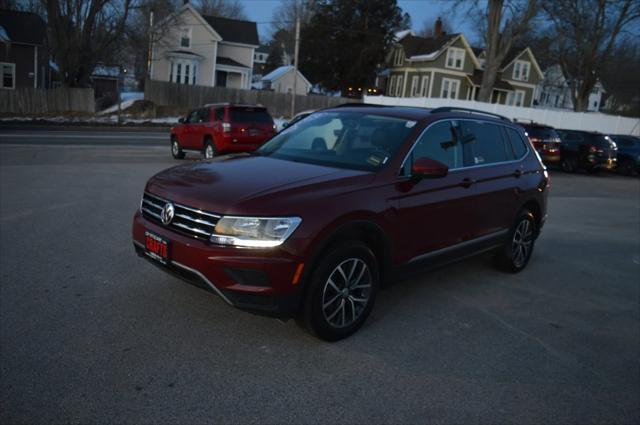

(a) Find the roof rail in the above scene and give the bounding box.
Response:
[430,107,511,122]
[333,102,386,108]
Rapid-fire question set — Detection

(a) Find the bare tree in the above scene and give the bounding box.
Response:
[45,0,134,87]
[194,0,247,19]
[544,0,640,112]
[269,0,313,60]
[476,0,539,102]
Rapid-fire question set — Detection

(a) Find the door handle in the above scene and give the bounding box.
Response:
[460,178,475,188]
[513,169,523,178]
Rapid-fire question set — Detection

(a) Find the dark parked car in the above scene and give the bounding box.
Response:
[557,129,618,173]
[170,103,276,159]
[517,122,562,166]
[133,106,549,341]
[609,135,640,175]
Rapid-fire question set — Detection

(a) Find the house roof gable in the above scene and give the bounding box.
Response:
[202,15,259,46]
[501,47,543,79]
[261,65,311,87]
[399,33,481,68]
[0,9,45,45]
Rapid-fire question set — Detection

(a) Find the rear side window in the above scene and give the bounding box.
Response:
[404,120,463,174]
[505,127,528,159]
[458,121,511,166]
[214,108,224,121]
[229,107,273,124]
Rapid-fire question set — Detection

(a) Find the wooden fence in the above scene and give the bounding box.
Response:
[0,87,95,115]
[144,79,360,118]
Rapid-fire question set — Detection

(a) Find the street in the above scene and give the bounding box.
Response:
[1,129,639,424]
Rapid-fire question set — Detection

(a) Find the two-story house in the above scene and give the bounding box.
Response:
[150,3,259,89]
[0,9,49,89]
[385,22,543,107]
[535,64,605,112]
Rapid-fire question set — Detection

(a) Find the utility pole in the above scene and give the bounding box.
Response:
[147,11,154,79]
[291,15,300,118]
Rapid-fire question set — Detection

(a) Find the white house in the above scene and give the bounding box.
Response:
[536,64,605,112]
[260,66,311,95]
[150,3,259,89]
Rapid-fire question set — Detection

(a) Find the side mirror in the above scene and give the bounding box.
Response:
[178,117,185,124]
[411,157,448,179]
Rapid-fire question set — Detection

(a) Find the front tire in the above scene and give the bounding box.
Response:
[618,157,635,176]
[495,210,536,273]
[171,137,185,159]
[299,241,379,341]
[561,155,578,173]
[203,139,216,159]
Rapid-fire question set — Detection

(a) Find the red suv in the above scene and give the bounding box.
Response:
[170,103,276,159]
[134,106,549,341]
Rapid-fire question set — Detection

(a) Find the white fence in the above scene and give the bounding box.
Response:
[363,95,640,136]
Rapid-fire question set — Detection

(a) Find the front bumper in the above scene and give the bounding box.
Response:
[132,211,305,318]
[587,155,617,170]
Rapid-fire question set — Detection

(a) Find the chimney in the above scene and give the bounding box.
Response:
[435,17,443,37]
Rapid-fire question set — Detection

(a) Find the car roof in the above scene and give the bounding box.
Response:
[204,103,266,109]
[518,122,555,129]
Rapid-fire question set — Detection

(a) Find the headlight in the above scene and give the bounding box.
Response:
[210,216,302,248]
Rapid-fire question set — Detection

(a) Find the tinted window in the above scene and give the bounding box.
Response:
[197,108,210,122]
[214,108,224,121]
[505,127,528,158]
[405,121,462,173]
[229,107,273,123]
[559,131,582,143]
[459,121,510,166]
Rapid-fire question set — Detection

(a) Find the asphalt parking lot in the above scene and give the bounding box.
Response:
[1,129,639,424]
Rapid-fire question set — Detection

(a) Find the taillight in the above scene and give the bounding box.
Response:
[222,122,231,133]
[588,145,602,153]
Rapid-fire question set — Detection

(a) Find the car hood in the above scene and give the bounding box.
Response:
[145,154,374,215]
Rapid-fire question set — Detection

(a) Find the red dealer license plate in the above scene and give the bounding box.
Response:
[145,231,170,265]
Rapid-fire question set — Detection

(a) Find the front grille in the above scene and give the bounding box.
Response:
[141,192,220,240]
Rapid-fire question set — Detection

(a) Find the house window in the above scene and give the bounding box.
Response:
[396,75,403,97]
[514,90,525,106]
[180,28,191,48]
[445,47,465,70]
[593,101,598,108]
[420,75,429,97]
[184,64,190,84]
[176,63,182,83]
[513,60,530,81]
[394,48,403,66]
[1,62,15,89]
[388,76,396,96]
[411,75,419,97]
[192,64,197,85]
[441,78,459,99]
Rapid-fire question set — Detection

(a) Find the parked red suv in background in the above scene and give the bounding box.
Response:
[170,103,276,159]
[517,122,562,166]
[134,106,549,341]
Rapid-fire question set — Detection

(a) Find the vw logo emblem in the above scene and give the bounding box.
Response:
[161,202,175,225]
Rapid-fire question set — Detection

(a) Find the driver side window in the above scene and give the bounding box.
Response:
[403,120,462,175]
[186,110,199,124]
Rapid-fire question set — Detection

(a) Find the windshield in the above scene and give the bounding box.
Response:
[525,127,559,141]
[256,111,417,171]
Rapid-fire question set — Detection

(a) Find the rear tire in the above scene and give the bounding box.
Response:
[171,137,185,159]
[494,210,536,273]
[203,138,216,159]
[298,241,379,341]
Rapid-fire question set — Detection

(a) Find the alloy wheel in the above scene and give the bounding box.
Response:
[321,258,372,329]
[172,141,180,155]
[205,145,214,159]
[511,219,533,268]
